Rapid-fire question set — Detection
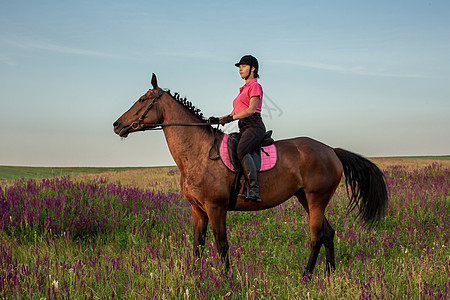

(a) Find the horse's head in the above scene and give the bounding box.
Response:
[113,73,164,137]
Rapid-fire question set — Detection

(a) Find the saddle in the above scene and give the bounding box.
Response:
[220,131,277,173]
[219,131,277,210]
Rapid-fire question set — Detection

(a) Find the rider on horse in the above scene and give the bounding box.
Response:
[210,55,266,203]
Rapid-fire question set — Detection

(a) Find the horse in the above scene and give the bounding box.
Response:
[113,74,388,276]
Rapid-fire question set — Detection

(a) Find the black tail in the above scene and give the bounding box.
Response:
[333,148,388,226]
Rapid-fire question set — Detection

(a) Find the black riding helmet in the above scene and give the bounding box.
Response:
[235,55,259,79]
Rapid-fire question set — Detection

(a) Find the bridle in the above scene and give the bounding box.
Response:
[130,88,220,159]
[130,88,213,130]
[130,89,165,130]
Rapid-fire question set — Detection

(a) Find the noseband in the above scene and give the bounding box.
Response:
[131,89,165,130]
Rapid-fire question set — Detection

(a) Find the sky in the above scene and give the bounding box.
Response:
[1,0,449,167]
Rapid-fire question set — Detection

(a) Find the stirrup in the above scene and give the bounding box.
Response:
[247,191,262,203]
[238,186,250,202]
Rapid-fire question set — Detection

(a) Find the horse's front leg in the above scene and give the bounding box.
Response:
[205,204,230,272]
[192,205,209,259]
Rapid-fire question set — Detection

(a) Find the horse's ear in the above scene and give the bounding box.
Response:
[151,73,158,89]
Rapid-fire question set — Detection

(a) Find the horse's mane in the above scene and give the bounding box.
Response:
[166,90,208,123]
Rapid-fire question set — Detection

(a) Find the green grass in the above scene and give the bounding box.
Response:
[2,155,448,180]
[0,161,448,298]
[0,165,169,181]
[1,163,449,299]
[372,155,450,160]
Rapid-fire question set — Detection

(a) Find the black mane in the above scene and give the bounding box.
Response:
[166,90,208,123]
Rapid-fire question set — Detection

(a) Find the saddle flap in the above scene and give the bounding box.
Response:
[220,133,277,173]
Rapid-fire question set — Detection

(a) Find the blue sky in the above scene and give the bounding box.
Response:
[1,0,449,167]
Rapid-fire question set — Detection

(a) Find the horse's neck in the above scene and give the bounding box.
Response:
[161,100,214,171]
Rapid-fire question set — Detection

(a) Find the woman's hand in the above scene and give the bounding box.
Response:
[207,116,220,124]
[219,115,234,125]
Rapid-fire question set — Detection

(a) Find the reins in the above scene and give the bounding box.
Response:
[139,122,213,129]
[131,89,221,160]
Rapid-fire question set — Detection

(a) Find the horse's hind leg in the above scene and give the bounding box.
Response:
[301,190,337,276]
[322,217,335,273]
[304,201,325,276]
[304,215,335,276]
[296,190,335,275]
[296,189,321,275]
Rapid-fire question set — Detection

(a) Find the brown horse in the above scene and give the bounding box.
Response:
[113,74,388,276]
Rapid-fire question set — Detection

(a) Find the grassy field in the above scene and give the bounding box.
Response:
[0,166,165,181]
[369,156,450,171]
[0,159,449,299]
[0,155,450,183]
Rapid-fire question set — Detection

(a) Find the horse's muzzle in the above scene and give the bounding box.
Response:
[113,121,131,137]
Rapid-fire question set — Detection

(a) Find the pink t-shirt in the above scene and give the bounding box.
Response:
[232,79,263,114]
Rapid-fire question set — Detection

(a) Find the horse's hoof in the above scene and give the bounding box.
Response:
[302,271,313,281]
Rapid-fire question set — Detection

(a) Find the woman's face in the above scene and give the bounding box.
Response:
[239,64,252,79]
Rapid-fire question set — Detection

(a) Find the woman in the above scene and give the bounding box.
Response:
[211,55,266,203]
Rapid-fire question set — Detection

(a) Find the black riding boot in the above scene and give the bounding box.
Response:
[241,154,261,203]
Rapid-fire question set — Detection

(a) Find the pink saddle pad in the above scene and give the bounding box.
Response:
[219,134,277,173]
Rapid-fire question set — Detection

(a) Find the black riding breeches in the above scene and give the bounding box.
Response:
[237,113,266,161]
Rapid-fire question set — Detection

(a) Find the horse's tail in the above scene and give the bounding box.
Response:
[333,148,388,226]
